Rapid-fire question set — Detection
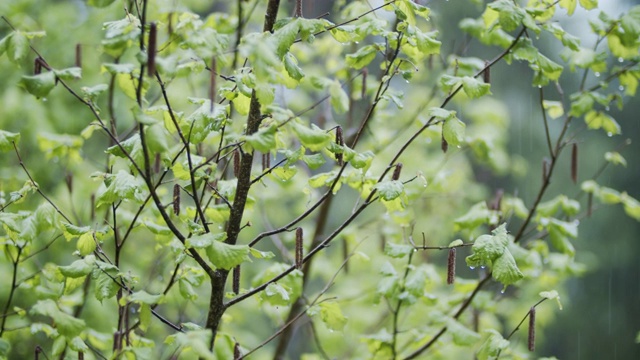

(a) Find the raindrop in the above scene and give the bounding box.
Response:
[500,288,506,294]
[405,80,410,83]
[537,85,542,88]
[469,266,476,270]
[42,98,48,102]
[480,265,486,270]
[595,72,601,77]
[619,85,625,91]
[607,132,613,137]
[618,57,624,63]
[605,106,610,111]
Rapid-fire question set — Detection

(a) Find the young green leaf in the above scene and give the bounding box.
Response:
[0,130,20,152]
[318,302,348,331]
[442,118,466,147]
[19,72,56,98]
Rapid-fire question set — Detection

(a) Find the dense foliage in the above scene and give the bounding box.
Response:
[1,0,639,359]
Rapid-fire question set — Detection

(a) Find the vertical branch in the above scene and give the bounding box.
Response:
[0,247,22,337]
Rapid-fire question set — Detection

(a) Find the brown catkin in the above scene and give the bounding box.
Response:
[234,342,242,359]
[336,126,344,166]
[295,227,303,270]
[587,193,593,218]
[441,133,449,153]
[154,153,161,173]
[173,184,180,216]
[233,149,241,177]
[147,22,157,77]
[232,266,240,295]
[262,152,270,171]
[78,351,84,360]
[34,57,42,75]
[528,307,536,352]
[90,194,95,221]
[294,0,303,17]
[168,13,173,36]
[447,248,456,285]
[571,143,578,184]
[484,60,490,84]
[392,163,403,181]
[75,44,82,68]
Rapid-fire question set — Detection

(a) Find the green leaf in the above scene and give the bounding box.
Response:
[621,193,640,221]
[346,45,378,69]
[559,0,577,15]
[477,329,510,360]
[542,100,564,119]
[246,125,277,152]
[95,170,146,207]
[19,72,56,98]
[318,302,348,331]
[291,123,332,151]
[58,256,95,278]
[461,76,491,98]
[604,151,627,167]
[374,180,404,201]
[428,107,456,120]
[466,224,524,286]
[447,318,482,346]
[124,290,164,305]
[6,31,29,64]
[488,0,525,32]
[188,233,251,270]
[584,110,621,135]
[264,283,291,305]
[540,290,563,310]
[53,67,82,80]
[30,300,86,337]
[283,52,304,81]
[0,338,10,358]
[454,202,500,231]
[88,0,116,7]
[384,242,414,258]
[442,118,466,147]
[330,80,350,114]
[77,232,96,256]
[492,250,525,286]
[579,0,598,10]
[0,130,20,152]
[93,263,119,301]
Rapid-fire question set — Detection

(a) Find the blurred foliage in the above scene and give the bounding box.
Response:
[1,0,640,359]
